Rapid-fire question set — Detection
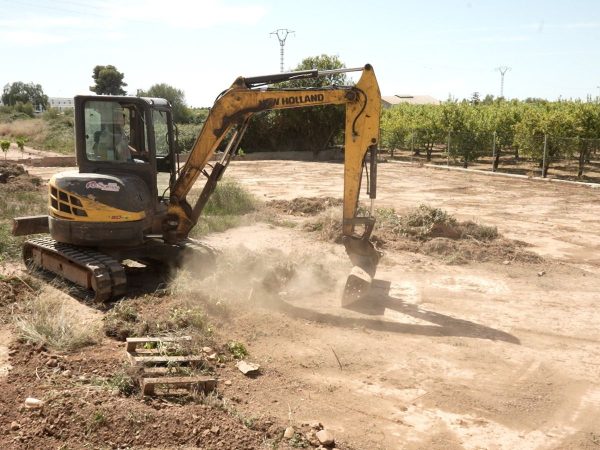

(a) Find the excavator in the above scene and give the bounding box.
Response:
[12,64,382,305]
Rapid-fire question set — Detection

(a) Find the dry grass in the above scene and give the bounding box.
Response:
[304,204,539,264]
[0,118,46,140]
[14,291,100,351]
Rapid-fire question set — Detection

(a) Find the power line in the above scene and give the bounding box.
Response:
[270,28,294,73]
[495,66,511,98]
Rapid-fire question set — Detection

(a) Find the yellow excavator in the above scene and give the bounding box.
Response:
[13,64,382,304]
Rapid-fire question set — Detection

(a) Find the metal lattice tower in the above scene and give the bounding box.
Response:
[270,29,295,72]
[496,66,511,98]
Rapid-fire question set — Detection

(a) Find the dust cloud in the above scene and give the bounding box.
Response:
[171,244,348,307]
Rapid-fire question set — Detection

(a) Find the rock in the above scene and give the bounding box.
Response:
[236,360,260,375]
[202,429,210,437]
[316,429,335,446]
[503,260,510,265]
[46,359,58,368]
[210,426,220,435]
[283,426,295,439]
[309,420,323,430]
[537,270,546,277]
[10,422,20,431]
[208,353,218,360]
[62,370,71,377]
[24,397,44,409]
[224,380,232,386]
[202,347,213,353]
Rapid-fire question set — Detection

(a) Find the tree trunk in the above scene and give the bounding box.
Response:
[577,143,588,178]
[493,148,501,171]
[426,142,433,161]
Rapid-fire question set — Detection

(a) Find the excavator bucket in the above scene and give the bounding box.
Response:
[341,236,381,307]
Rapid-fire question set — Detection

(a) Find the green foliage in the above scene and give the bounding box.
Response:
[0,140,9,158]
[137,83,192,123]
[14,101,35,117]
[241,54,348,154]
[203,180,256,216]
[90,65,127,95]
[175,122,203,153]
[105,372,136,396]
[43,113,75,154]
[227,341,248,359]
[16,136,26,152]
[2,82,48,109]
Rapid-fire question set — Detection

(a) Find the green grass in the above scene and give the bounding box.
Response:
[191,180,257,237]
[203,180,256,216]
[227,341,248,360]
[0,189,47,220]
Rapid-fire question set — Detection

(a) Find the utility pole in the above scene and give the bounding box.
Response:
[495,66,511,98]
[596,85,600,103]
[270,28,295,72]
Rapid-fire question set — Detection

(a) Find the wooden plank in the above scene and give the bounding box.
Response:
[142,376,217,396]
[126,336,191,352]
[129,355,205,365]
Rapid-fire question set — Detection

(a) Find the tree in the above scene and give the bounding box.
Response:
[0,140,10,159]
[137,83,192,123]
[90,65,127,95]
[2,82,48,110]
[242,54,349,154]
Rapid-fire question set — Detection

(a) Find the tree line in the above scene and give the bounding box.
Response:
[381,99,600,177]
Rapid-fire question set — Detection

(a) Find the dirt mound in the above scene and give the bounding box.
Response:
[0,342,283,449]
[267,197,342,215]
[306,204,541,264]
[0,276,36,323]
[2,287,340,449]
[0,162,42,192]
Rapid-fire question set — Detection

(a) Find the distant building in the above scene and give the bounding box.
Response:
[381,94,440,108]
[48,97,74,112]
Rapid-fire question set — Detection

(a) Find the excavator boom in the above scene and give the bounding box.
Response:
[165,64,382,303]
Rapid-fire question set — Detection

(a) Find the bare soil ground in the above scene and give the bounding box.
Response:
[2,159,600,449]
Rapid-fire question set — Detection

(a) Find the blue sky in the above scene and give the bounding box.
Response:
[1,0,599,106]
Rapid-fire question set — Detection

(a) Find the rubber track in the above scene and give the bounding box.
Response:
[23,236,127,302]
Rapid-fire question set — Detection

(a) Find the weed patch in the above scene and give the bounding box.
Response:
[14,292,99,351]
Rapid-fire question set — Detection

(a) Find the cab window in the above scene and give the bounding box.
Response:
[84,101,148,163]
[152,109,170,157]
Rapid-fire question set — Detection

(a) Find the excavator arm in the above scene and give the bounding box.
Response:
[166,64,382,303]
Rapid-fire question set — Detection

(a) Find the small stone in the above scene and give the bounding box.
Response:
[10,422,20,431]
[224,380,232,386]
[236,360,260,375]
[284,426,295,439]
[62,370,71,377]
[537,271,546,277]
[24,397,44,409]
[46,359,58,368]
[316,429,335,446]
[309,421,323,430]
[202,429,211,437]
[210,426,220,435]
[208,353,218,360]
[202,347,213,353]
[192,427,197,435]
[503,260,510,265]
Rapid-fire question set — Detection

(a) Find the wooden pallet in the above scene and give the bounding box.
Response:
[126,336,217,396]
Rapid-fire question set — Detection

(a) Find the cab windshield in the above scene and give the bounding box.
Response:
[83,100,148,163]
